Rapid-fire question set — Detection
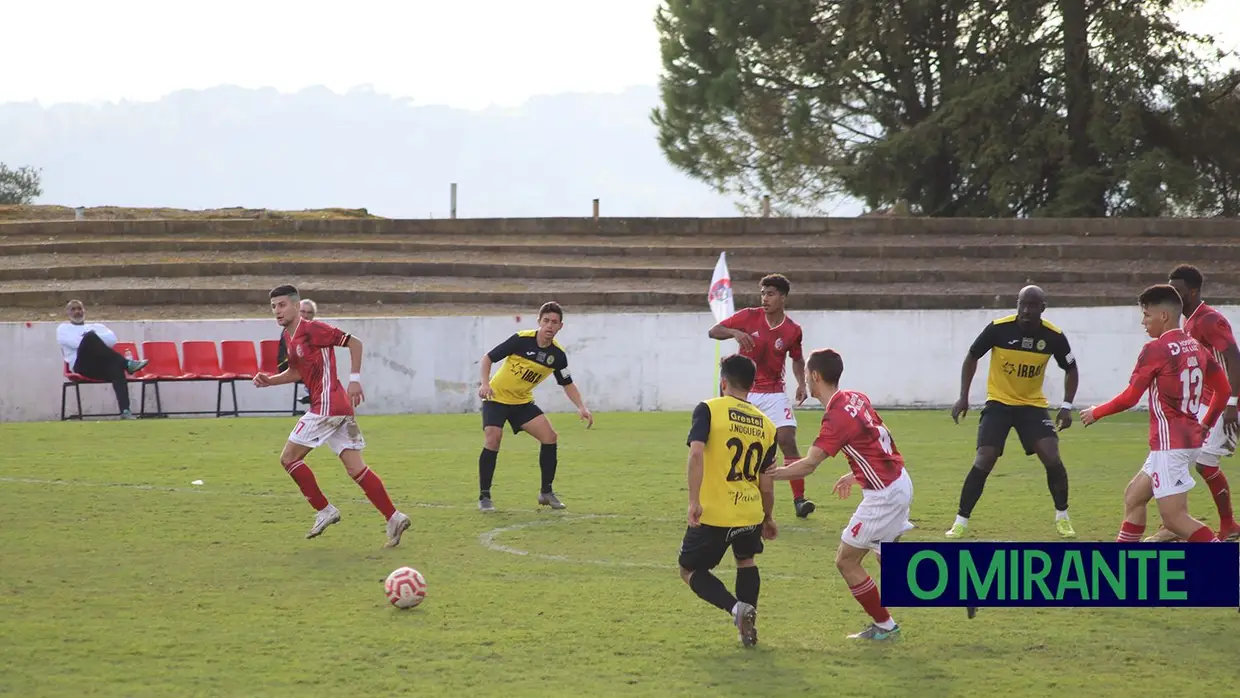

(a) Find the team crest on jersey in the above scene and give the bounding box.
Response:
[708,278,732,303]
[295,344,304,357]
[775,338,784,350]
[1036,339,1046,351]
[547,355,555,365]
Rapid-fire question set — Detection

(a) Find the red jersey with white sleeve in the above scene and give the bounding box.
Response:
[719,307,804,393]
[812,390,905,490]
[284,319,354,417]
[1184,303,1237,404]
[1095,329,1229,451]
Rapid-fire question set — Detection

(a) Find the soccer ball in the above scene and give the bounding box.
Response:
[384,567,427,609]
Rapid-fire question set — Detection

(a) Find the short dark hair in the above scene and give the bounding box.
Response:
[720,354,757,392]
[539,301,564,320]
[1169,264,1204,291]
[760,274,791,295]
[806,348,844,385]
[1139,284,1183,312]
[270,284,300,300]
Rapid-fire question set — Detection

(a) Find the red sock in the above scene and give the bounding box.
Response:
[848,576,891,624]
[353,467,397,520]
[788,461,806,499]
[1187,524,1220,542]
[1116,520,1145,542]
[1200,466,1237,528]
[284,460,329,511]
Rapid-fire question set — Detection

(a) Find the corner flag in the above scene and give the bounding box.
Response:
[708,252,734,391]
[708,252,734,322]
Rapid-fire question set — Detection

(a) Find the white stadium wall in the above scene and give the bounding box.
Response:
[3,305,1233,423]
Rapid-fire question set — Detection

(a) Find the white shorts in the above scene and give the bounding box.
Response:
[288,413,366,456]
[1196,404,1237,467]
[748,391,796,429]
[841,470,915,554]
[1141,450,1197,499]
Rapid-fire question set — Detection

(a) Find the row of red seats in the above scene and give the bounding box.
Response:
[62,340,298,420]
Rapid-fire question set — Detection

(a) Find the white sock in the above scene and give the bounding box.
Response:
[954,515,969,528]
[1056,510,1070,521]
[876,618,897,630]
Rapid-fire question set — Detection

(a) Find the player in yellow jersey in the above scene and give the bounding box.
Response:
[947,285,1080,539]
[678,354,779,648]
[476,302,593,513]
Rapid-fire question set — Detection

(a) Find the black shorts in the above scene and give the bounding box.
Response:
[678,523,764,571]
[977,400,1056,457]
[482,400,544,434]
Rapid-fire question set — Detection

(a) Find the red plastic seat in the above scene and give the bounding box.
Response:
[182,341,236,379]
[259,339,283,375]
[141,341,193,380]
[219,341,259,379]
[63,362,102,383]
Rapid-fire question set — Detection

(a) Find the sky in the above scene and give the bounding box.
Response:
[9,0,1235,110]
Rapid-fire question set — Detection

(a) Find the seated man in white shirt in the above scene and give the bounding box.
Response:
[57,299,149,419]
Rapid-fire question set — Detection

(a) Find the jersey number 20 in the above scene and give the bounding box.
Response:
[726,437,765,482]
[1180,367,1204,413]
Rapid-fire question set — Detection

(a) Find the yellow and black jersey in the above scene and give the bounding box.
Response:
[969,315,1076,408]
[486,330,572,405]
[686,396,778,528]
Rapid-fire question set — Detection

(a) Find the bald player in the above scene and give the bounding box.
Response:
[946,285,1080,539]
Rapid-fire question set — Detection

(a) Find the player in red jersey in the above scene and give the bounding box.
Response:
[709,274,816,519]
[768,348,913,642]
[1162,264,1240,541]
[1081,284,1230,543]
[252,284,412,547]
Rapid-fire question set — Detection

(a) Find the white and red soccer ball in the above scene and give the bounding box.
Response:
[384,567,427,609]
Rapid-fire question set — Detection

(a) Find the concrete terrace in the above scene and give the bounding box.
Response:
[1,213,1238,321]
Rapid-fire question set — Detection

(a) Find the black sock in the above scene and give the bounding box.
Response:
[958,466,991,518]
[688,570,738,613]
[1045,461,1070,512]
[735,566,760,607]
[479,448,498,499]
[539,443,557,494]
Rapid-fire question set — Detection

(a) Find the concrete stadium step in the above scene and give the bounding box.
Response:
[5,275,1233,312]
[0,256,1233,287]
[0,236,1235,262]
[2,216,1238,238]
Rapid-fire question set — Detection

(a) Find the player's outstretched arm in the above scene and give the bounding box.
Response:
[768,446,827,480]
[708,319,754,350]
[1081,384,1144,425]
[257,367,301,387]
[562,383,593,428]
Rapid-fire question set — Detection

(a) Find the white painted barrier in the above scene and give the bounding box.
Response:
[4,305,1233,423]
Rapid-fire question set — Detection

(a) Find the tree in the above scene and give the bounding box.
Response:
[652,0,1237,217]
[0,163,42,205]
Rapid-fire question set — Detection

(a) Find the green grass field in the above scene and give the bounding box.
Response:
[2,410,1239,697]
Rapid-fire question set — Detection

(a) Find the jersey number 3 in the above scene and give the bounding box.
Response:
[726,437,765,482]
[1180,367,1204,413]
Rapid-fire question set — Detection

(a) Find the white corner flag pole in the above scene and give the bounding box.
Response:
[708,251,735,393]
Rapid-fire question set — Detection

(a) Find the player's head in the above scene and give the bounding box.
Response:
[64,299,86,325]
[1016,285,1046,330]
[719,353,757,397]
[269,284,301,327]
[1138,284,1183,338]
[805,348,844,400]
[1168,264,1203,315]
[299,298,317,321]
[760,274,791,314]
[537,301,564,342]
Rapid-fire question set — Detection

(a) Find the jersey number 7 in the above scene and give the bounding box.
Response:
[726,437,765,482]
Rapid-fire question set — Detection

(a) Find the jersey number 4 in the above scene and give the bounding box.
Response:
[726,437,765,482]
[844,403,895,456]
[1180,367,1204,413]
